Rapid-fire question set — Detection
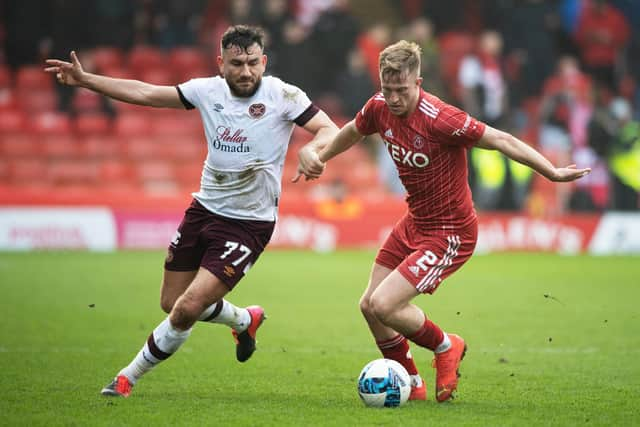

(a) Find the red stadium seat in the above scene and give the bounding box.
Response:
[9,159,47,184]
[101,66,135,80]
[111,100,149,115]
[174,161,203,190]
[83,135,121,158]
[137,161,174,180]
[121,136,157,159]
[0,89,18,112]
[30,112,72,135]
[17,90,58,113]
[159,137,205,161]
[99,159,135,182]
[0,135,38,157]
[169,47,208,71]
[128,45,166,75]
[114,113,151,137]
[0,159,8,181]
[139,68,174,85]
[74,113,111,136]
[150,114,201,137]
[0,65,11,88]
[0,110,28,134]
[48,160,99,184]
[169,47,211,81]
[91,47,125,72]
[16,65,54,91]
[71,88,104,113]
[41,135,81,158]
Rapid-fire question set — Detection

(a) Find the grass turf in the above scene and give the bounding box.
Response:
[0,250,638,426]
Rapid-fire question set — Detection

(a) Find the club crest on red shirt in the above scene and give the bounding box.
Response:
[249,103,266,118]
[413,135,425,149]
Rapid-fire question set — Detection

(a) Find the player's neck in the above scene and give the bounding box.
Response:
[401,93,421,118]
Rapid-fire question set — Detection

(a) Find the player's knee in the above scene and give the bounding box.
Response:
[359,294,374,317]
[369,294,394,324]
[160,296,175,314]
[171,294,202,327]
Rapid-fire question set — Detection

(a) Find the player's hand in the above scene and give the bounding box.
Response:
[292,145,325,182]
[549,164,591,182]
[44,50,85,87]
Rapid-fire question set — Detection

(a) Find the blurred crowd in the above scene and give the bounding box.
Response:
[1,0,639,212]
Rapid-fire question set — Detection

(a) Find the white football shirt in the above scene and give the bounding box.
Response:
[178,75,312,221]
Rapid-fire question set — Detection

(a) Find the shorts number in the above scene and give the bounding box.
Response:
[415,250,438,271]
[220,241,252,266]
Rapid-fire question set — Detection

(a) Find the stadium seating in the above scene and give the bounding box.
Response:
[91,47,125,72]
[128,45,166,77]
[0,45,387,204]
[0,65,11,88]
[30,112,72,135]
[74,113,111,136]
[15,65,53,91]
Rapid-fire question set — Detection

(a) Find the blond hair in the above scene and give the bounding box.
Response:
[378,40,422,81]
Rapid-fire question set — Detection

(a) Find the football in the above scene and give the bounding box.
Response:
[357,358,411,408]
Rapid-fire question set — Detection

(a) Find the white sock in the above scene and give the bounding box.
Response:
[198,299,250,332]
[119,317,191,383]
[410,375,423,387]
[434,333,451,354]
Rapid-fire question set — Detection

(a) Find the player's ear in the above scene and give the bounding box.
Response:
[415,76,423,88]
[261,54,267,68]
[216,55,224,74]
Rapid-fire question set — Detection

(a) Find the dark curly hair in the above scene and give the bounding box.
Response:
[221,25,265,53]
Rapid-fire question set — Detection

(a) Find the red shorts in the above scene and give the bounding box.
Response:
[375,213,477,294]
[165,199,275,289]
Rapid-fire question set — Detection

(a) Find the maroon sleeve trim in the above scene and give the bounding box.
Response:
[176,86,195,110]
[294,104,320,126]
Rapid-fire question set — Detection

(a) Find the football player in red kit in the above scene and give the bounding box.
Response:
[296,40,590,402]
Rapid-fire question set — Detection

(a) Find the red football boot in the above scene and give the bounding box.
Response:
[232,305,266,362]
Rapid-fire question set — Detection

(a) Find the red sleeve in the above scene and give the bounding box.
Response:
[431,102,486,148]
[354,94,381,136]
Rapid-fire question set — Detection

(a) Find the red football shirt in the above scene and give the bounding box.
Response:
[355,89,486,231]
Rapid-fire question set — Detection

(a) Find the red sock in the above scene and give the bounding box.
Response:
[407,315,444,352]
[376,334,418,375]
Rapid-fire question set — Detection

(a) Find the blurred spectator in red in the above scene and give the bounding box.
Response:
[357,23,392,90]
[574,0,630,91]
[539,56,593,158]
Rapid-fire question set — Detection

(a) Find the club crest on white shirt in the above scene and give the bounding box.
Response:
[249,103,266,118]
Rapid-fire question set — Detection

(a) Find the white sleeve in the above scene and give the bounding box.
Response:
[458,57,482,88]
[277,81,312,122]
[177,78,210,110]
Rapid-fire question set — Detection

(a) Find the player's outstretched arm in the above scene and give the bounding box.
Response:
[293,110,339,182]
[318,120,365,163]
[44,50,184,109]
[475,126,591,182]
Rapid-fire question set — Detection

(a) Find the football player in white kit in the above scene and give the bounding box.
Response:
[45,25,339,397]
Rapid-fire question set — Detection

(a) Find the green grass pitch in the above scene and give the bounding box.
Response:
[1,250,638,426]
